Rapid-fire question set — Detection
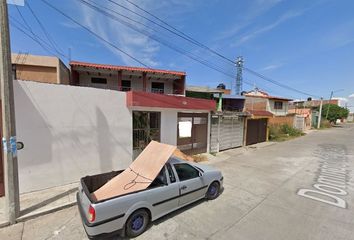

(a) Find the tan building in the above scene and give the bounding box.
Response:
[11,53,70,84]
[244,88,292,116]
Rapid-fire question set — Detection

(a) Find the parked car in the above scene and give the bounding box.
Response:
[77,157,223,239]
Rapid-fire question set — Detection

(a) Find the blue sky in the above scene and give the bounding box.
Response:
[7,0,354,111]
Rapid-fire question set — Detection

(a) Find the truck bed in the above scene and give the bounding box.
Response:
[81,170,123,203]
[81,169,166,203]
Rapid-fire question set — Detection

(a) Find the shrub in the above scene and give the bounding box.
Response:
[280,124,303,136]
[269,124,303,141]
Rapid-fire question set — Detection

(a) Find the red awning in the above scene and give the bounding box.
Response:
[248,110,273,117]
[127,91,216,111]
[70,61,186,77]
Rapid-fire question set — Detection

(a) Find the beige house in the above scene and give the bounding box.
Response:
[244,89,292,116]
[11,53,70,84]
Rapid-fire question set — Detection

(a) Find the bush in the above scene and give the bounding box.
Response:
[280,124,303,136]
[320,120,332,128]
[269,124,303,141]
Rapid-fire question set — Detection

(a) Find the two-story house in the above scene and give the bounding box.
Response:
[185,84,249,152]
[70,61,216,157]
[244,89,292,116]
[243,89,293,145]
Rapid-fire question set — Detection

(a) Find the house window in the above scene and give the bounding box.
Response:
[121,80,131,91]
[274,101,283,110]
[151,82,164,94]
[91,77,107,84]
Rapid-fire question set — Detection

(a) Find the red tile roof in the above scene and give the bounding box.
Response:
[126,91,216,111]
[245,94,292,101]
[70,61,186,76]
[248,110,273,117]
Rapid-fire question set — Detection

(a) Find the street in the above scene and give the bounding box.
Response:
[1,124,354,240]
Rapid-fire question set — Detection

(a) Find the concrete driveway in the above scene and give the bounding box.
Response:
[1,124,354,240]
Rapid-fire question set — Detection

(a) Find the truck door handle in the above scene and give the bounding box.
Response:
[180,185,187,190]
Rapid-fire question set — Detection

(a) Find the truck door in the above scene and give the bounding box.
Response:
[173,163,204,206]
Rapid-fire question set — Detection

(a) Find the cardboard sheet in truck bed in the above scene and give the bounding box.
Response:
[92,141,176,201]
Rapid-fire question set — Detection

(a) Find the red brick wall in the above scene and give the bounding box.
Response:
[268,115,295,127]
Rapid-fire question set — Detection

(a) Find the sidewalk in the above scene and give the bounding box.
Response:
[0,131,316,227]
[0,182,77,227]
[202,141,277,165]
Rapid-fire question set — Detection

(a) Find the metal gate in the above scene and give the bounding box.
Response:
[210,115,244,152]
[177,113,208,155]
[294,115,305,131]
[246,119,267,145]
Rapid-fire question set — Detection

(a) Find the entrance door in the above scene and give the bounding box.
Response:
[246,119,267,145]
[177,113,208,155]
[132,111,161,158]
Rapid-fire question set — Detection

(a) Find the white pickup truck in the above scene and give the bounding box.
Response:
[77,157,223,239]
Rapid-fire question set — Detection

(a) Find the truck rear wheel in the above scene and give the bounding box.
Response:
[125,209,150,238]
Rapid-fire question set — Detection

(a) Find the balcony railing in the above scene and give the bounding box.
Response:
[116,86,185,95]
[118,86,132,92]
[150,88,164,94]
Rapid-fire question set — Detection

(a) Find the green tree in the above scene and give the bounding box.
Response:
[321,104,349,123]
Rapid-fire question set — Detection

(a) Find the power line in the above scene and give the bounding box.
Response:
[9,19,65,59]
[41,0,150,68]
[243,67,320,98]
[110,0,235,66]
[121,0,319,98]
[26,1,66,56]
[78,0,237,79]
[68,0,245,85]
[13,5,68,60]
[42,0,313,98]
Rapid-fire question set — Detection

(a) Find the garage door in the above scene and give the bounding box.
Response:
[246,119,267,145]
[210,116,244,152]
[220,117,244,150]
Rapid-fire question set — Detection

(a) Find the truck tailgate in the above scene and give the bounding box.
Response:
[77,183,92,222]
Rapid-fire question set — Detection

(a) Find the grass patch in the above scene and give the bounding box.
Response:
[269,124,304,142]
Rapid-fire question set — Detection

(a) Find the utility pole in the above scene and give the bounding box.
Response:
[0,0,20,223]
[325,89,344,119]
[325,91,333,119]
[235,56,243,95]
[317,97,323,129]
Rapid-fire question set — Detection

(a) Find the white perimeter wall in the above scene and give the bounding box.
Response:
[14,80,133,193]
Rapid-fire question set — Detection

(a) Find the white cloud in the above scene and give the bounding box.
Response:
[74,0,162,66]
[349,93,354,98]
[216,0,283,41]
[322,20,354,50]
[260,63,283,71]
[232,9,306,46]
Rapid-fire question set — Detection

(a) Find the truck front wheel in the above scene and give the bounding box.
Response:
[125,209,150,237]
[206,181,220,200]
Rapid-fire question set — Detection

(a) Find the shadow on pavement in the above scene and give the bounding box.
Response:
[20,187,77,216]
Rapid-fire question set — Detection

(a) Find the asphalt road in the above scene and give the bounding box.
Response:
[1,124,354,240]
